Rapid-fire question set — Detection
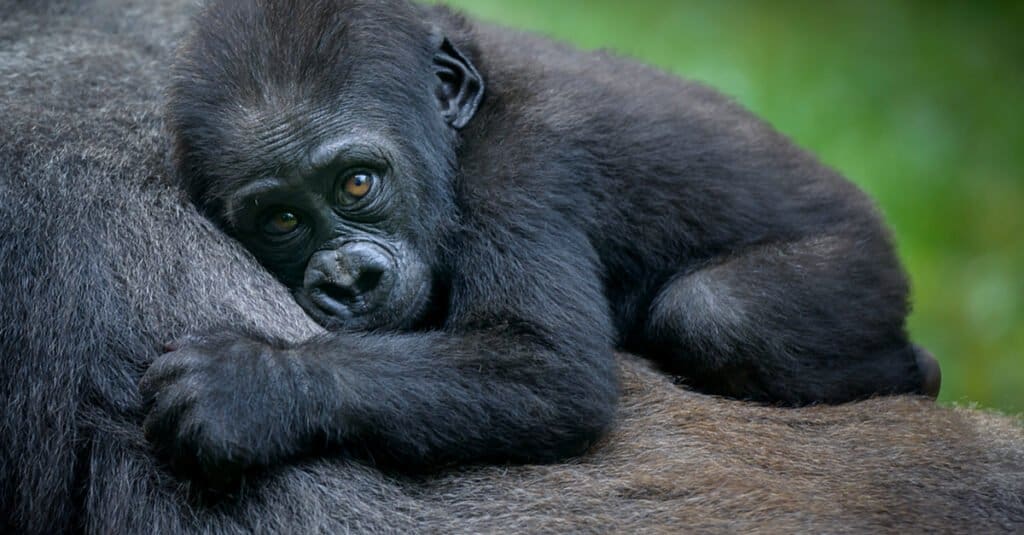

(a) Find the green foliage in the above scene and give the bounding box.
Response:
[440,0,1024,412]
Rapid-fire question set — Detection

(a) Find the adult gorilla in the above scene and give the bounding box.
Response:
[0,1,1022,533]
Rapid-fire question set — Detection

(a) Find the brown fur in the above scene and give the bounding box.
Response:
[416,355,1023,532]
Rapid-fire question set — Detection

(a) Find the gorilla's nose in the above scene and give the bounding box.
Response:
[304,242,394,318]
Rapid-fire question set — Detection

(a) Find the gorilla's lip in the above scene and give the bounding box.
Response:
[296,286,398,330]
[307,288,372,320]
[291,291,326,324]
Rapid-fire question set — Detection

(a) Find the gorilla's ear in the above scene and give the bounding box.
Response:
[433,37,484,129]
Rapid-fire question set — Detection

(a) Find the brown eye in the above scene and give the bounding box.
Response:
[262,210,299,235]
[339,171,374,204]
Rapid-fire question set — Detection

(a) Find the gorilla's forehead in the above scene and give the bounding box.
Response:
[172,0,447,193]
[209,94,397,178]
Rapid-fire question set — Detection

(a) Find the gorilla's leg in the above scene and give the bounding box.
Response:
[640,235,936,404]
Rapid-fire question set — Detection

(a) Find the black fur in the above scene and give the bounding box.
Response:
[149,0,934,482]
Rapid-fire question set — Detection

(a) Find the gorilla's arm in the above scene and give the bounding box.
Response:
[641,234,925,403]
[140,224,618,475]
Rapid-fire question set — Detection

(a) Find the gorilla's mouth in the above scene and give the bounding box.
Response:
[311,284,374,319]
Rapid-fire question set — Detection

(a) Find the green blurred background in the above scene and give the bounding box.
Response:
[439,1,1024,412]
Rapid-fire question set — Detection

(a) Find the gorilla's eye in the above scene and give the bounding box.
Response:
[261,210,300,236]
[338,171,375,204]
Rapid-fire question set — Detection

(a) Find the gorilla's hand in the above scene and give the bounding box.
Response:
[140,331,311,483]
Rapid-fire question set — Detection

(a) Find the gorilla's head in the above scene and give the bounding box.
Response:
[167,0,483,330]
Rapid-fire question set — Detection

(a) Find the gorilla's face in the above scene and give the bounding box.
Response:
[167,0,485,330]
[221,133,434,331]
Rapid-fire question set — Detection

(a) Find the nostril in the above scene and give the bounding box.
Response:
[315,265,383,305]
[354,265,383,293]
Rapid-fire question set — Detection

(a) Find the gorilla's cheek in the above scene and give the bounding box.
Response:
[294,240,431,331]
[383,242,432,327]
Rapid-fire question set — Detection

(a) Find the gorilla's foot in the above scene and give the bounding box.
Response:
[914,344,942,399]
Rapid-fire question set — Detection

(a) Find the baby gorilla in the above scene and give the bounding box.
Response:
[144,0,940,481]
